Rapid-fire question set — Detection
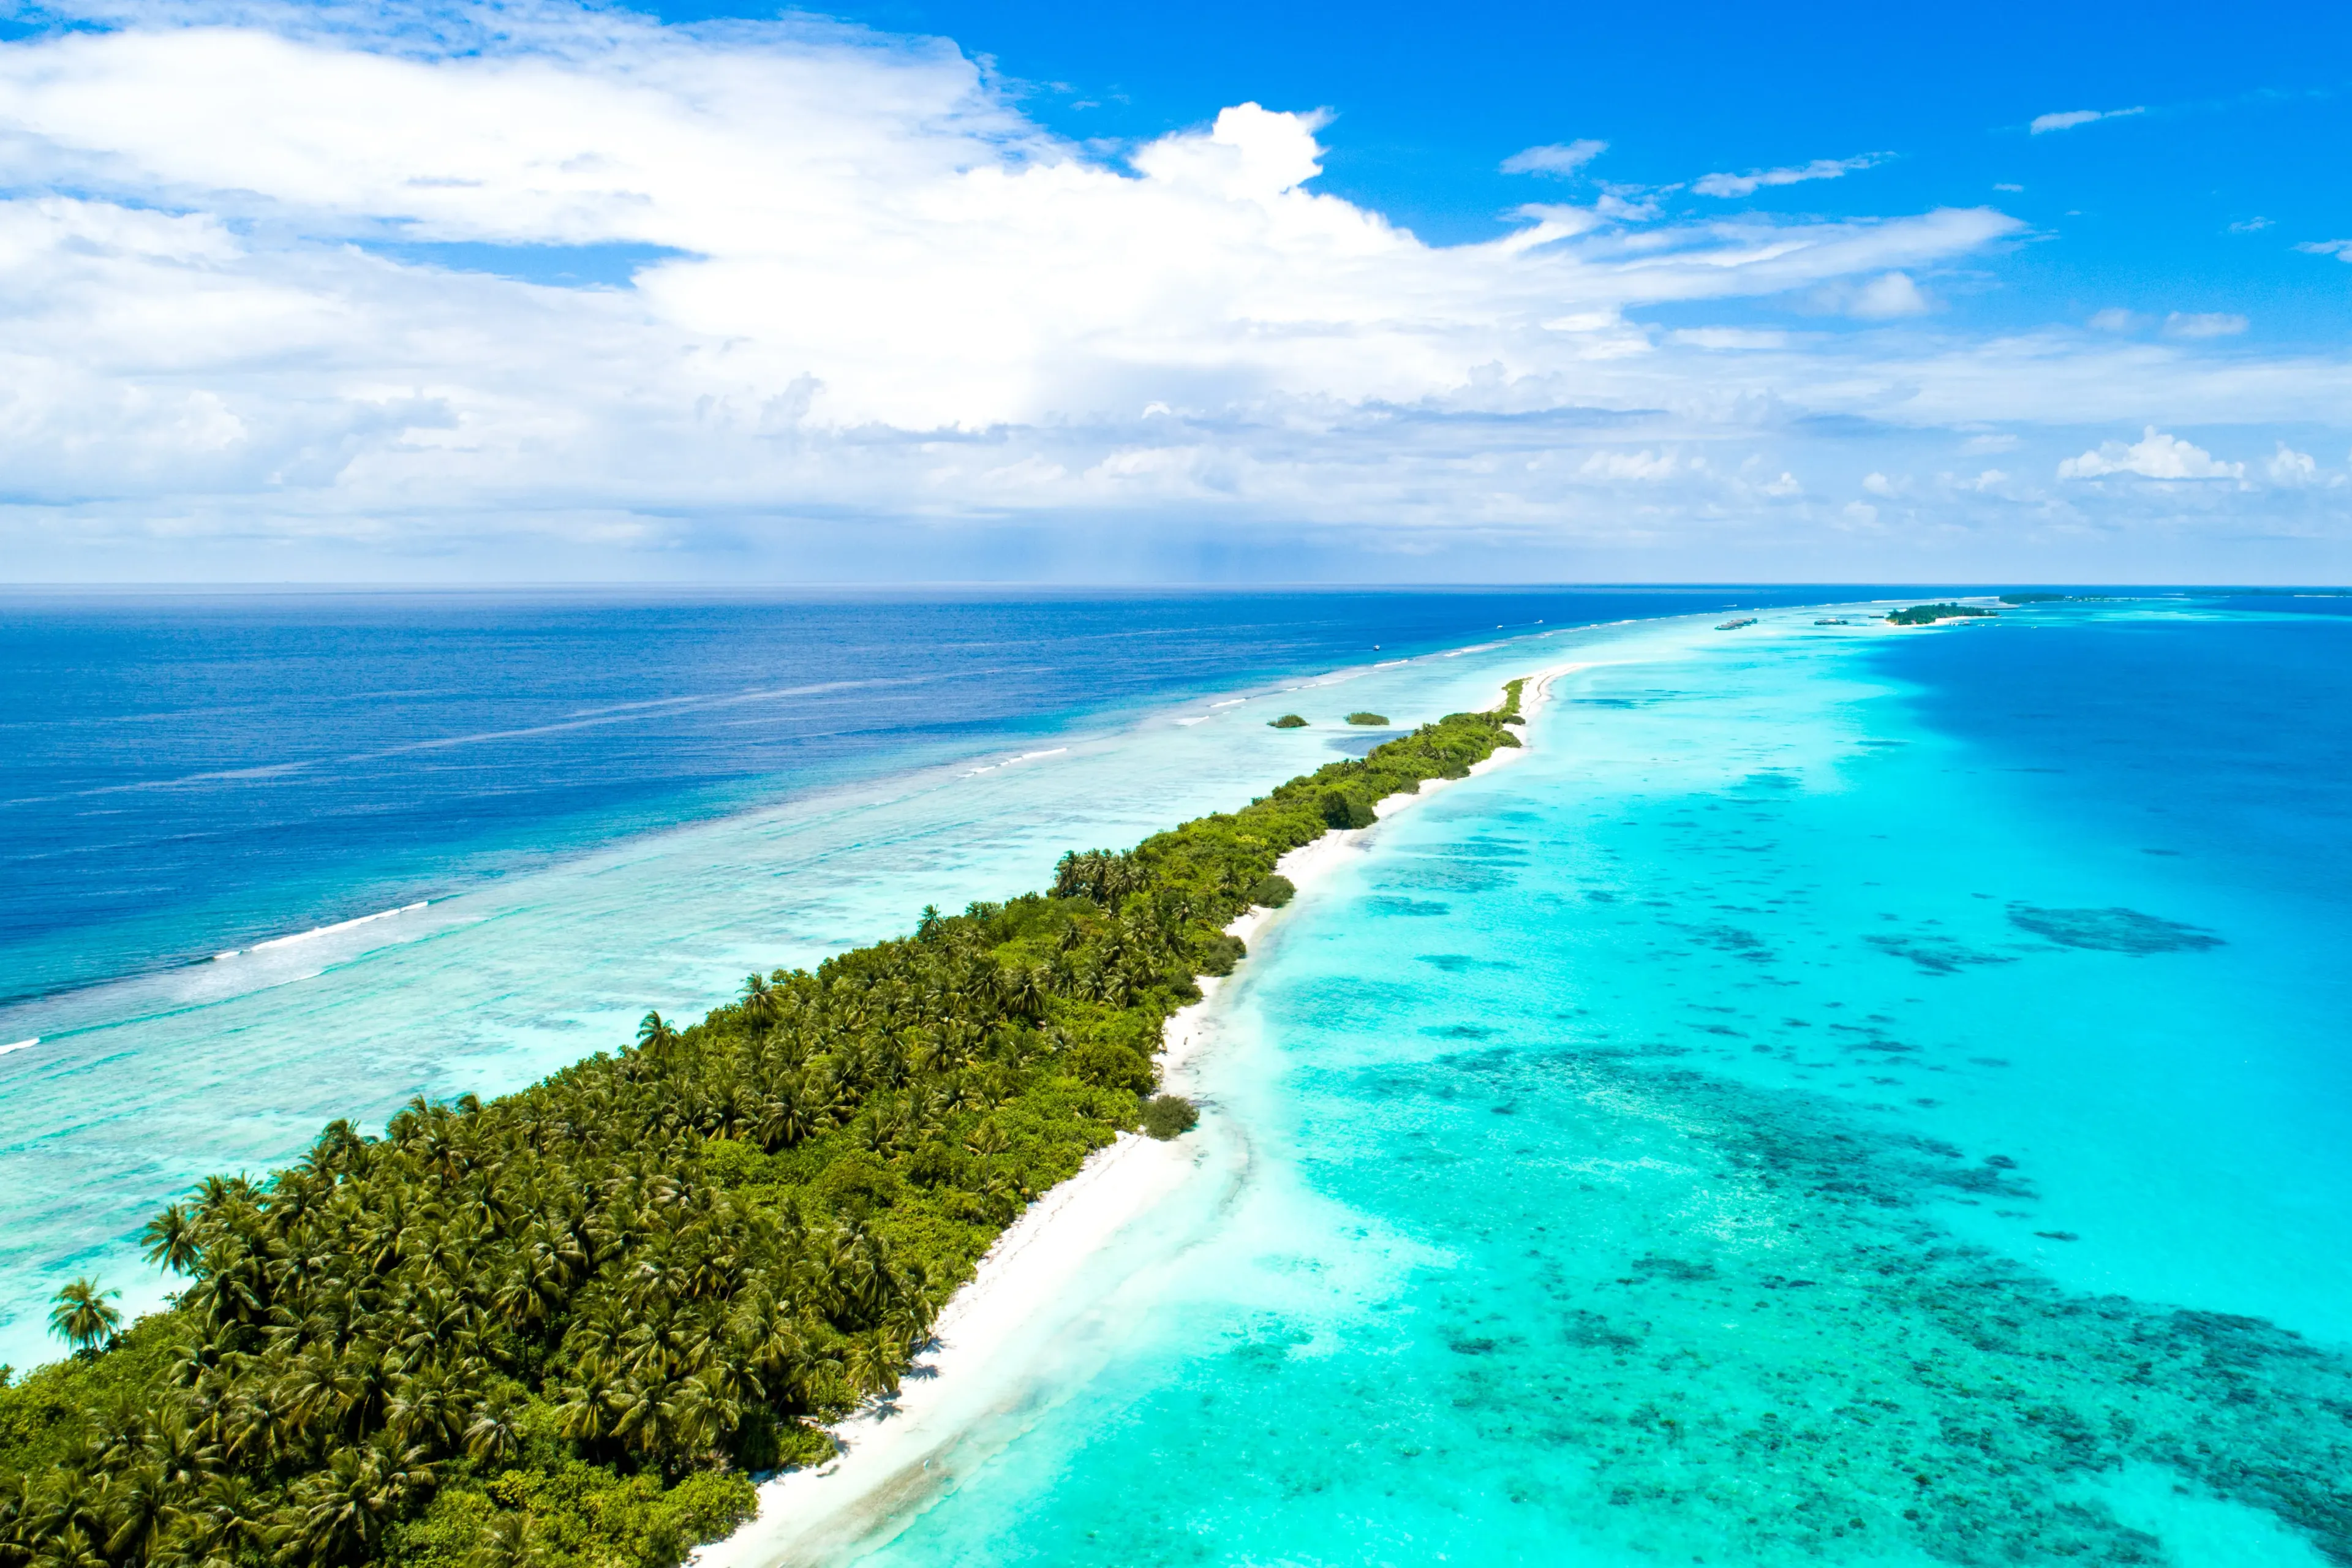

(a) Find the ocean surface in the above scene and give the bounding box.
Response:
[837,597,2352,1567]
[0,586,1830,1370]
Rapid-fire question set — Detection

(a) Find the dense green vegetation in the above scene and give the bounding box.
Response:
[1344,712,1387,726]
[1885,603,1997,625]
[0,685,1528,1568]
[1267,714,1307,728]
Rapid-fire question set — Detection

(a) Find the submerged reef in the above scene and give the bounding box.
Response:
[1346,1042,2352,1565]
[2008,905,2225,954]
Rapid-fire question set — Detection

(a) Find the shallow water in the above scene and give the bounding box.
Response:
[843,603,2352,1567]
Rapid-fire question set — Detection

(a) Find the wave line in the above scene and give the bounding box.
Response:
[242,900,430,956]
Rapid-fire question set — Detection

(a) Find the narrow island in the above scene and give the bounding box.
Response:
[1267,713,1308,728]
[0,682,1530,1568]
[1885,602,1998,626]
[1344,712,1388,726]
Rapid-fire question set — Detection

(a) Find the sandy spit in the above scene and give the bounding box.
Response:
[691,662,1587,1568]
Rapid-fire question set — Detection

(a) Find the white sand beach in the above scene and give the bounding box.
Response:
[692,662,1585,1568]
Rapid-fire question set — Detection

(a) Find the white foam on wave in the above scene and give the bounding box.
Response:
[1209,699,1245,708]
[0,1038,39,1058]
[246,900,429,955]
[963,747,1071,776]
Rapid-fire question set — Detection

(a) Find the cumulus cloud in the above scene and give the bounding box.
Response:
[2165,312,2248,338]
[2267,443,2319,485]
[2030,107,2144,134]
[1692,153,1887,198]
[2058,427,2243,480]
[0,0,2343,579]
[1500,139,1606,176]
[2297,239,2352,262]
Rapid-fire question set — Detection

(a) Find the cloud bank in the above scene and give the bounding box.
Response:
[0,0,2344,581]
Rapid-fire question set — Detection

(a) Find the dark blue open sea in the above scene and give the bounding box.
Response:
[7,588,2351,1564]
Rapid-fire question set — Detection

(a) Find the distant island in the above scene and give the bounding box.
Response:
[1886,603,1998,626]
[1345,711,1389,726]
[1268,713,1308,728]
[1716,617,1757,630]
[0,685,1531,1568]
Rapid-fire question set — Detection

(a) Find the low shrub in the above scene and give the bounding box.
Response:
[1345,711,1389,726]
[1139,1095,1200,1139]
[1194,932,1247,976]
[1268,714,1308,728]
[1248,873,1296,908]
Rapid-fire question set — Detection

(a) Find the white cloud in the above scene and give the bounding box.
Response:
[0,11,2030,527]
[2058,427,2244,480]
[2030,107,2144,134]
[1501,139,1606,177]
[1808,271,1933,318]
[2228,217,2272,233]
[2087,308,2140,333]
[1667,327,1790,350]
[1960,433,2018,454]
[2266,443,2318,485]
[1692,153,1887,198]
[2296,239,2352,262]
[1578,447,1676,481]
[1850,271,1932,318]
[0,1,2343,579]
[2165,312,2248,339]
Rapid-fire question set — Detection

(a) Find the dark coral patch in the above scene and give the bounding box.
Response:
[2008,904,2223,954]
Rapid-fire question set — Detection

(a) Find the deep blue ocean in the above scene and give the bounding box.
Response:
[7,589,2351,1565]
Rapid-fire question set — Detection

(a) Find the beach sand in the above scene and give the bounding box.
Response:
[691,663,1585,1568]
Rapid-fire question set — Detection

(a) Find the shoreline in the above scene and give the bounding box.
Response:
[694,662,1588,1567]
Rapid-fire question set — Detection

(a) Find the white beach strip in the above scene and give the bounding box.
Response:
[0,1038,40,1058]
[694,662,1584,1568]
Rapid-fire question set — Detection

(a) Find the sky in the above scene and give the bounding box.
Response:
[0,0,2346,582]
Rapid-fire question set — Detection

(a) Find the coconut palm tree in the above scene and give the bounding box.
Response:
[140,1204,202,1276]
[48,1279,120,1354]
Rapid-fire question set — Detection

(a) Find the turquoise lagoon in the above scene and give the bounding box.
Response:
[839,603,2352,1567]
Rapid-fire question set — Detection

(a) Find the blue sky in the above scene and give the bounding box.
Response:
[0,0,2345,581]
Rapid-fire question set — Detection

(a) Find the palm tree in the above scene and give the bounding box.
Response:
[48,1278,120,1354]
[470,1509,542,1568]
[140,1204,202,1276]
[636,1012,680,1057]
